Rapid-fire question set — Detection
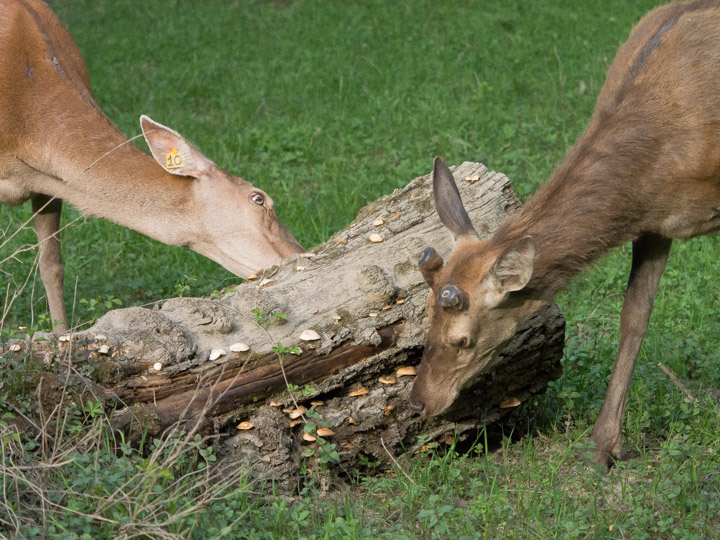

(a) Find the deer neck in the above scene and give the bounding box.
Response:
[27,120,199,248]
[493,127,652,298]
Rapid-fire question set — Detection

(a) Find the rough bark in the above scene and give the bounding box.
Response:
[8,162,565,481]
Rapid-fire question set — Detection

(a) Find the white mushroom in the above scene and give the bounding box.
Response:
[229,342,250,352]
[209,349,226,361]
[299,329,321,341]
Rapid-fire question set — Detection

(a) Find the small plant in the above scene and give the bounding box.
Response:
[303,409,340,465]
[271,341,302,359]
[173,274,197,297]
[78,295,122,323]
[252,307,288,328]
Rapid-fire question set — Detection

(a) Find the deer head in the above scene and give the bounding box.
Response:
[409,158,545,416]
[140,116,303,276]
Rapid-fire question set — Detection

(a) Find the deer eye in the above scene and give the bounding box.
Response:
[250,193,264,206]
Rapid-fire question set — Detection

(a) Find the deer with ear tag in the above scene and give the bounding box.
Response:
[411,0,720,467]
[0,0,303,333]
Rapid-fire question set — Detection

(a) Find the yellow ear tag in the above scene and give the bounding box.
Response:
[165,148,185,169]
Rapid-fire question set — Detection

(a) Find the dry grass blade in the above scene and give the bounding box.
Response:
[0,339,258,538]
[657,362,697,403]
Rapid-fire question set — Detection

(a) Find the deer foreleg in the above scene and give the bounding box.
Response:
[31,194,67,333]
[589,233,671,467]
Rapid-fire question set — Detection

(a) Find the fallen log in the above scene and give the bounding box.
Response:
[9,162,565,480]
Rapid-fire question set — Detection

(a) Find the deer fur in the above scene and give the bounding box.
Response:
[0,0,303,332]
[410,0,720,466]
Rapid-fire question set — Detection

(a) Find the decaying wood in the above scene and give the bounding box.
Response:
[7,162,565,481]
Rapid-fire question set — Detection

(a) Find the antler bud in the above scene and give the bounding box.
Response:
[418,247,444,287]
[438,285,468,310]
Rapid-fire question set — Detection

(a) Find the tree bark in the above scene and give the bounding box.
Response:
[12,162,565,480]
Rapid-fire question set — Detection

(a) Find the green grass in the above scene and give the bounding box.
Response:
[2,0,720,538]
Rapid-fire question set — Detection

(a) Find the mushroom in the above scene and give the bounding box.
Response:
[499,397,522,408]
[368,233,384,243]
[299,329,321,341]
[396,366,417,377]
[289,406,308,419]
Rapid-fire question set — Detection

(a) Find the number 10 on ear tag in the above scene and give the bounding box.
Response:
[166,148,185,169]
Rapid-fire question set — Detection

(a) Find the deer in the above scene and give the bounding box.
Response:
[409,0,720,467]
[0,0,304,333]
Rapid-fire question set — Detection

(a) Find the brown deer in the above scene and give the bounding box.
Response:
[0,0,303,333]
[410,0,720,466]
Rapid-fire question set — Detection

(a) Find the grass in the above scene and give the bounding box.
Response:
[2,0,719,537]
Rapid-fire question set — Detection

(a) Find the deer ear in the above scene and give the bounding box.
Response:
[140,115,216,178]
[490,236,535,293]
[432,157,479,242]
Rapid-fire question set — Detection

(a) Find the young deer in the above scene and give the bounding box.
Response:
[0,0,303,333]
[410,0,720,466]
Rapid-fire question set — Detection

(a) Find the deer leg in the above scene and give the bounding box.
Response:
[589,233,672,466]
[31,194,67,333]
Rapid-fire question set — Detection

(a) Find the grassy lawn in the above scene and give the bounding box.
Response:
[2,0,719,537]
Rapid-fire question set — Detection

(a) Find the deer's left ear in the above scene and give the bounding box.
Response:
[432,157,479,243]
[140,115,216,178]
[490,236,535,293]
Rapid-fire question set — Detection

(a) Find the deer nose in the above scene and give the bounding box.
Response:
[450,336,469,348]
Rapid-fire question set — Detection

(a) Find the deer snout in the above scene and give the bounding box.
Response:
[450,336,471,348]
